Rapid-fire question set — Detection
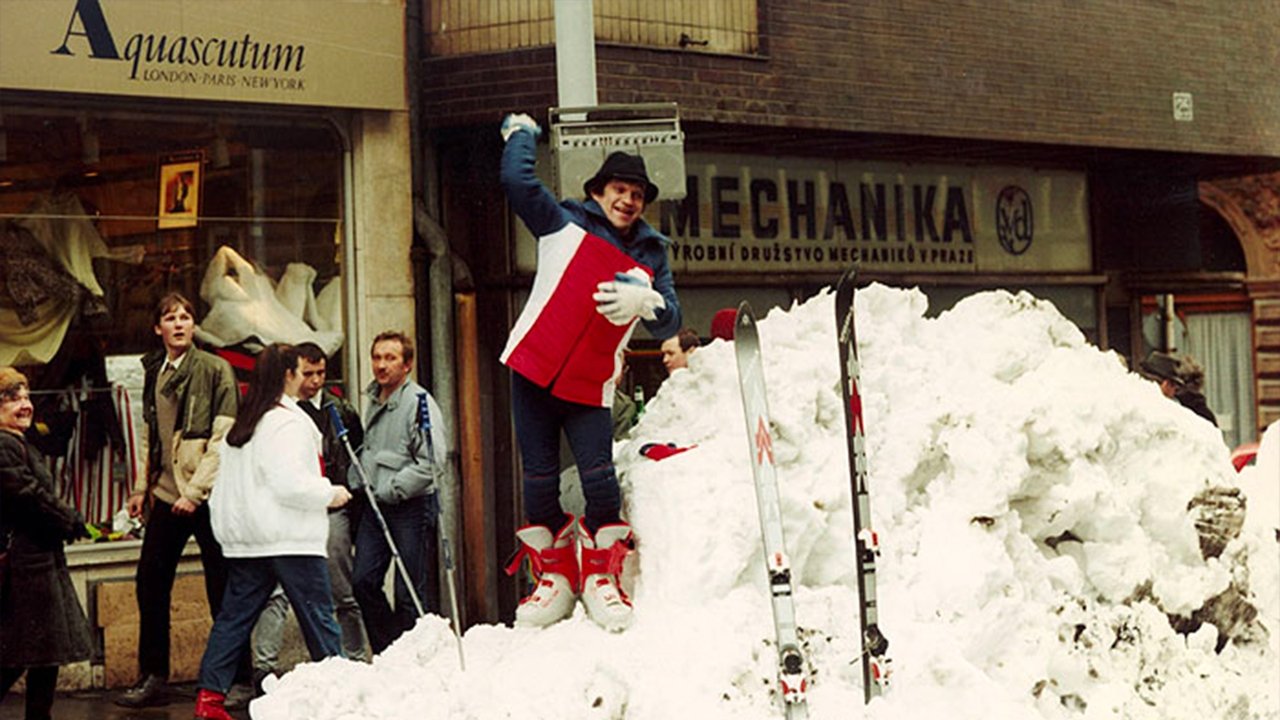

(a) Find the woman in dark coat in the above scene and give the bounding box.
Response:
[0,366,92,720]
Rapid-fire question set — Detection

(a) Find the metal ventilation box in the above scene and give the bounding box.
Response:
[549,103,687,201]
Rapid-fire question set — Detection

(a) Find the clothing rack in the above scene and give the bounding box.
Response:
[27,386,133,396]
[31,384,145,526]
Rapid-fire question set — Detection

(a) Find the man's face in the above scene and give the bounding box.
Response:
[661,336,691,375]
[371,339,411,392]
[298,357,326,401]
[154,303,195,357]
[591,178,647,233]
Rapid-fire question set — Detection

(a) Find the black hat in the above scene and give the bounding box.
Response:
[583,151,659,203]
[1139,351,1184,386]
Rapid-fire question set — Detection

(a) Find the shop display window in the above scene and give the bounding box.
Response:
[0,105,347,526]
[0,108,346,364]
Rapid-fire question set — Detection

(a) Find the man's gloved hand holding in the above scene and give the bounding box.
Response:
[593,269,665,326]
[501,113,541,142]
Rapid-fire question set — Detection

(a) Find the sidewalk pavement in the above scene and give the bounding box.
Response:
[0,682,252,720]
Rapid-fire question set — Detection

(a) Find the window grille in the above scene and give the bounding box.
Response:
[426,0,758,56]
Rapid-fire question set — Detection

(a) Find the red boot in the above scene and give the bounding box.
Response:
[193,688,234,720]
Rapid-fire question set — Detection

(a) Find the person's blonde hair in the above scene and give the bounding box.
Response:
[0,366,29,402]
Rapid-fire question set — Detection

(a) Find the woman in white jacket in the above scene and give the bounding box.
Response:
[192,344,352,720]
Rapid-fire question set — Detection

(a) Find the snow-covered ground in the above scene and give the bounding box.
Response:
[252,284,1279,720]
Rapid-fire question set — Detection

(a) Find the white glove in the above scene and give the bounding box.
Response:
[501,113,541,142]
[592,270,665,326]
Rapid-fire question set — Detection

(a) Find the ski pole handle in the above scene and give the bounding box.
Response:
[416,393,437,461]
[324,402,349,441]
[417,392,430,432]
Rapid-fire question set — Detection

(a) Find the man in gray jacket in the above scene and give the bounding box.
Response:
[351,331,446,654]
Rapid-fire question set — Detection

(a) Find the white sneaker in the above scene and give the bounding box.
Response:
[580,523,634,632]
[506,518,580,628]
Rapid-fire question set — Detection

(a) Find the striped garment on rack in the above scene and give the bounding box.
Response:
[46,384,144,526]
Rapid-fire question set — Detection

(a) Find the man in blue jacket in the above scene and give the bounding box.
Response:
[499,112,681,632]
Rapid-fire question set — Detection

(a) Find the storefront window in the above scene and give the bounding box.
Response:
[0,106,345,369]
[0,103,346,525]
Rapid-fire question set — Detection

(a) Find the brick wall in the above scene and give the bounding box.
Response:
[424,0,1280,158]
[423,47,558,128]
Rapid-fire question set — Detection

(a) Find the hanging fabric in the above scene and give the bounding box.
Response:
[45,384,143,526]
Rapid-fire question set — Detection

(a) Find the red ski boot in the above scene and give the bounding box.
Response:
[505,516,580,628]
[580,522,635,632]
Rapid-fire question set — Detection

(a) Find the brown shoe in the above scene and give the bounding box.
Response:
[223,682,257,711]
[114,673,168,708]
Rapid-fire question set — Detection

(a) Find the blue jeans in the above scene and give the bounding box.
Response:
[352,493,430,654]
[197,556,342,694]
[252,508,368,668]
[511,372,620,534]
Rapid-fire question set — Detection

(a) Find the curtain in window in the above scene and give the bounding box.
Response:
[1185,312,1255,450]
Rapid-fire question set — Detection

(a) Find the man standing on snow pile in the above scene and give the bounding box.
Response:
[499,112,682,631]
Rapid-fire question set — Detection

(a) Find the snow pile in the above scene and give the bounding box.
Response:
[1238,420,1280,539]
[252,285,1279,720]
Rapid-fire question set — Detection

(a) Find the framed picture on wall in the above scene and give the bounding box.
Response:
[158,154,202,229]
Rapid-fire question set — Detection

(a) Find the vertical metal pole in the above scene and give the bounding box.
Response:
[337,117,359,402]
[250,148,267,262]
[555,0,597,109]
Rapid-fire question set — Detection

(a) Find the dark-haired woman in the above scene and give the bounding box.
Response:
[0,367,92,720]
[193,345,351,720]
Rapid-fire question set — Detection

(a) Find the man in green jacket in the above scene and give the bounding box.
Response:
[117,292,239,708]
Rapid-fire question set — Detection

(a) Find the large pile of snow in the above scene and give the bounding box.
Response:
[252,284,1278,720]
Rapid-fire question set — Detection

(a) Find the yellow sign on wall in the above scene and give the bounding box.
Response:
[0,0,405,110]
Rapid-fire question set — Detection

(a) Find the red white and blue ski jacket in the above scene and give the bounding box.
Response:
[500,131,681,407]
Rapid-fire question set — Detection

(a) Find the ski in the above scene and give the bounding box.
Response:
[834,268,891,702]
[733,301,810,720]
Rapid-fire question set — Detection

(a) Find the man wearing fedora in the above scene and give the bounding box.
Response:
[1140,351,1218,426]
[498,112,681,632]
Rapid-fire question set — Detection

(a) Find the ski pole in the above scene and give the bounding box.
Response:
[416,393,466,671]
[325,403,426,619]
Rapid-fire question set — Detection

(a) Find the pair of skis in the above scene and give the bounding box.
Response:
[732,268,889,715]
